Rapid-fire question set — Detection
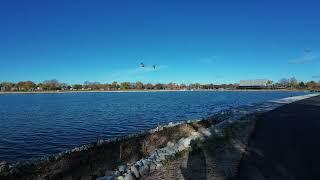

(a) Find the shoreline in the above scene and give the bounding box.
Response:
[0,89,311,95]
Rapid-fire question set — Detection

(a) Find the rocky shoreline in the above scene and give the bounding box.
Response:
[0,116,221,180]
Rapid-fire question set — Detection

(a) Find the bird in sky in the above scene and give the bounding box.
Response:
[140,62,145,68]
[153,65,156,69]
[304,49,312,53]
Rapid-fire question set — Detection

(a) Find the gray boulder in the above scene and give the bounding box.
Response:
[130,166,140,178]
[0,161,8,173]
[114,171,121,176]
[116,176,124,180]
[118,165,127,173]
[138,165,149,176]
[124,173,135,180]
[136,160,143,167]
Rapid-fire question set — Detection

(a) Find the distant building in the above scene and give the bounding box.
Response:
[239,79,270,89]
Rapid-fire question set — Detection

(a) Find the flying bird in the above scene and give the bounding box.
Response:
[304,49,312,53]
[140,62,145,68]
[153,65,156,69]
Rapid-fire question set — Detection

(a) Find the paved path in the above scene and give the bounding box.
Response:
[238,95,320,180]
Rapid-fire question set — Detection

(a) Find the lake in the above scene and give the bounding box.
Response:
[0,91,309,162]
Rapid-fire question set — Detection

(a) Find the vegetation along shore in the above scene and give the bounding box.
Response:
[1,77,320,93]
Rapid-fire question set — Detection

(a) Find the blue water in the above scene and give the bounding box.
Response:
[0,91,309,162]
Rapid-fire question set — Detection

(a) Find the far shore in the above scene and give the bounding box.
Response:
[0,89,311,95]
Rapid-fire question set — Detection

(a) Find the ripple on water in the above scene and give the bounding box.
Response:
[0,91,310,162]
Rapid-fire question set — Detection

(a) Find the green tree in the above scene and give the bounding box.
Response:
[111,81,119,90]
[266,80,273,86]
[72,84,83,90]
[298,82,306,89]
[120,82,131,90]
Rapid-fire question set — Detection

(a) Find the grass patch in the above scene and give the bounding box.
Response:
[196,119,252,158]
[164,149,190,164]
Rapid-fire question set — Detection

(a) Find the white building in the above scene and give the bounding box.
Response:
[239,79,270,89]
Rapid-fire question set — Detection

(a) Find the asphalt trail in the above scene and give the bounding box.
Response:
[238,95,320,180]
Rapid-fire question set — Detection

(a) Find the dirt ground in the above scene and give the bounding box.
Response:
[142,117,255,180]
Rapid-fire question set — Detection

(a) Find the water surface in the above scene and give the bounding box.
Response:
[0,91,309,162]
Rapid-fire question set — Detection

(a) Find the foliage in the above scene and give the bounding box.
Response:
[41,79,61,90]
[16,81,36,91]
[1,77,319,92]
[72,84,83,90]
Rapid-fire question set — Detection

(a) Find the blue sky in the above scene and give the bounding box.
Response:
[0,0,319,84]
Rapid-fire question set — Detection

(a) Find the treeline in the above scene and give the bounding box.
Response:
[0,78,319,92]
[273,77,320,90]
[0,80,238,91]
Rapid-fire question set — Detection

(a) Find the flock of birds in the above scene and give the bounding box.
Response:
[140,62,156,69]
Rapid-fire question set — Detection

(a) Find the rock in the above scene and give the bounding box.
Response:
[97,139,105,145]
[138,165,149,176]
[116,176,124,180]
[155,162,163,170]
[136,160,143,167]
[96,176,115,180]
[0,161,7,170]
[143,159,151,167]
[148,155,155,161]
[141,159,148,166]
[166,147,176,155]
[124,173,134,180]
[114,171,121,176]
[177,144,185,151]
[167,141,174,147]
[179,138,191,148]
[118,165,127,173]
[0,162,8,174]
[130,166,140,178]
[9,167,20,174]
[158,153,166,161]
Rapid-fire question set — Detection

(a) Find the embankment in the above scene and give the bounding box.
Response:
[0,118,219,180]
